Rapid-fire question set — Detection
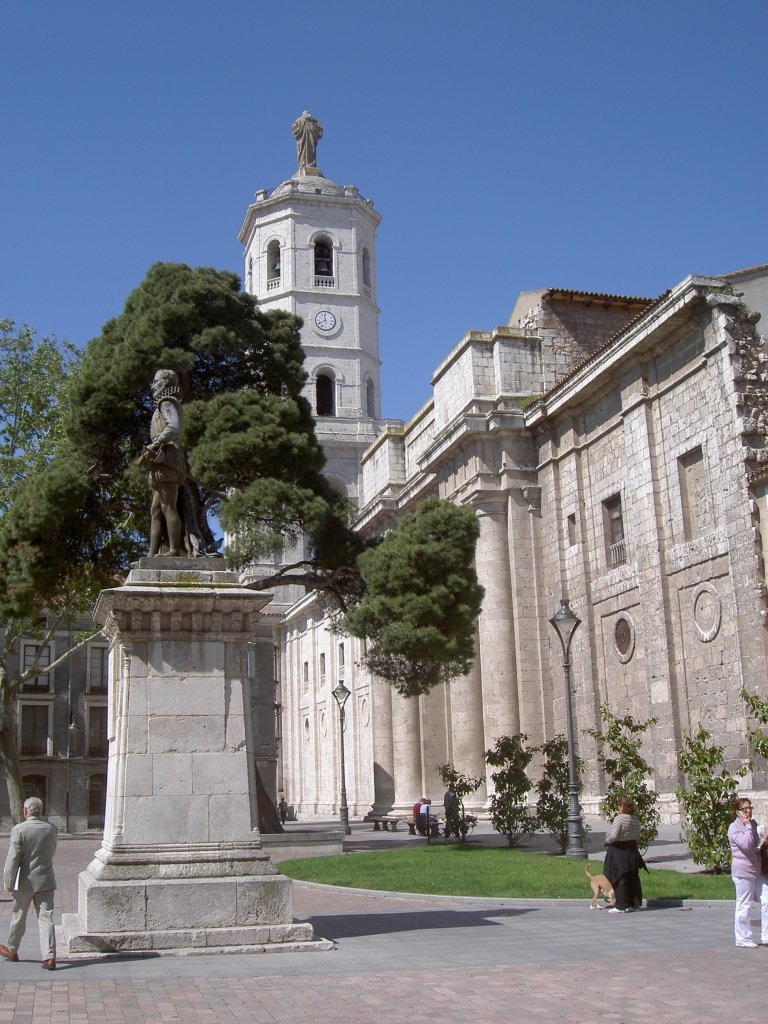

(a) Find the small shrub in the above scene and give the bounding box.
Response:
[484,734,537,847]
[677,726,745,874]
[587,705,660,850]
[535,734,590,854]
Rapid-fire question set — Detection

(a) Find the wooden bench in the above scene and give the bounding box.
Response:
[407,817,442,838]
[369,816,403,831]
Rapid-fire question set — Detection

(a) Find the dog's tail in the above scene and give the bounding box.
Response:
[584,864,594,879]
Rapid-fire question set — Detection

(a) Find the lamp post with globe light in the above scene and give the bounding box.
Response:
[549,598,587,858]
[331,681,352,835]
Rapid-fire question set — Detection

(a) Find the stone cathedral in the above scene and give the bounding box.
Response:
[239,115,768,824]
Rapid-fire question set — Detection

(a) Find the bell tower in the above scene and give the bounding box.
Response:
[238,112,383,503]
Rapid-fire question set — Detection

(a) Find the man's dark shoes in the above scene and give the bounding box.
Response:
[41,958,56,970]
[0,945,18,962]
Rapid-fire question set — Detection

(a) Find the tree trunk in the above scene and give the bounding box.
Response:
[254,764,284,834]
[0,683,24,824]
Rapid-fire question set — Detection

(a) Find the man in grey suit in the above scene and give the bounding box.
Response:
[0,796,58,969]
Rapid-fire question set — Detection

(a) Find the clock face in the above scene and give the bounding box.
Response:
[314,310,337,332]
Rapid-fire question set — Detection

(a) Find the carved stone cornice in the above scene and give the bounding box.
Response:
[94,558,271,644]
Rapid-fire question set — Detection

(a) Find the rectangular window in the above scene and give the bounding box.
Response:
[87,704,109,757]
[338,643,345,671]
[567,513,577,547]
[319,652,326,680]
[302,661,309,694]
[678,446,707,541]
[20,643,52,693]
[88,645,109,693]
[603,494,626,568]
[19,703,51,756]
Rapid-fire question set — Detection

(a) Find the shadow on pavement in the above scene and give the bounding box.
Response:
[301,906,536,939]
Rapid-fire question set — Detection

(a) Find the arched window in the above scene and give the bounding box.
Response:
[361,247,371,288]
[316,373,335,417]
[87,773,107,829]
[22,774,47,804]
[247,256,253,293]
[365,378,376,418]
[314,237,333,282]
[267,240,281,290]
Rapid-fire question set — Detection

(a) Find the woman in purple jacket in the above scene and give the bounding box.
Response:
[727,797,768,947]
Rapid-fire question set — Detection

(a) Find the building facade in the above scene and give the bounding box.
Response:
[256,121,768,821]
[0,622,109,830]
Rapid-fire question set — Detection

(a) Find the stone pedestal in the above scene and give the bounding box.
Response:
[63,558,329,955]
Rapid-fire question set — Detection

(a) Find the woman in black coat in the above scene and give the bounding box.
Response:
[603,795,647,913]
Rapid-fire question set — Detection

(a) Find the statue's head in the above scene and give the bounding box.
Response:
[151,369,180,401]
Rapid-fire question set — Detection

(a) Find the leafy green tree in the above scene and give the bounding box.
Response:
[484,734,537,847]
[741,686,768,765]
[0,266,483,759]
[0,321,94,821]
[534,735,589,854]
[587,706,660,849]
[0,320,79,500]
[0,263,355,623]
[435,763,483,841]
[345,498,483,696]
[676,726,745,874]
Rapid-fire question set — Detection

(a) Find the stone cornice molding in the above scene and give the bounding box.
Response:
[94,559,271,644]
[238,185,381,245]
[418,407,525,475]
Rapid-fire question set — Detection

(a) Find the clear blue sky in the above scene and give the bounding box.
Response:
[1,1,765,421]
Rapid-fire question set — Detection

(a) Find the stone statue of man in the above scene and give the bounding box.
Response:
[291,111,323,171]
[142,369,186,556]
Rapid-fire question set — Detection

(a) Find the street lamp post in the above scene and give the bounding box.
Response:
[549,598,587,858]
[331,681,352,835]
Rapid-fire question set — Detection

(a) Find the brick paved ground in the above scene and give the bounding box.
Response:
[0,833,764,1023]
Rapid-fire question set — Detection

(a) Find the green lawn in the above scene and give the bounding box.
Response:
[280,845,734,901]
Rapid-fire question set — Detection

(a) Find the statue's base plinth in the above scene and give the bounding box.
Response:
[62,563,330,956]
[62,916,328,956]
[62,841,330,956]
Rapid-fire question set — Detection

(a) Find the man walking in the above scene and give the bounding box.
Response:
[0,796,58,969]
[444,784,460,839]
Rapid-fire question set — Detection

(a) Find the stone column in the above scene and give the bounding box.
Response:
[63,558,326,955]
[470,494,520,756]
[447,632,487,811]
[390,688,422,814]
[369,675,396,815]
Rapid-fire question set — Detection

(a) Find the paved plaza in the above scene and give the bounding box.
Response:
[0,825,764,1023]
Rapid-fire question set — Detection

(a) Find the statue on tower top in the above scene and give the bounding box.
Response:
[292,110,323,171]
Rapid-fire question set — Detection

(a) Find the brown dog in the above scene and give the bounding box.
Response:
[585,864,615,909]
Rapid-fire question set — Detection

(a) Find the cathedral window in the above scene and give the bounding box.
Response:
[316,373,336,417]
[678,446,707,540]
[247,256,253,293]
[567,513,577,547]
[314,236,334,287]
[361,247,371,296]
[602,494,626,568]
[267,240,281,291]
[365,378,376,418]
